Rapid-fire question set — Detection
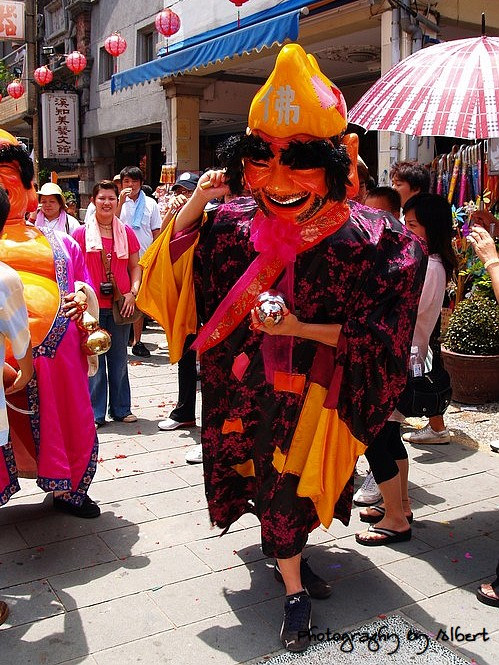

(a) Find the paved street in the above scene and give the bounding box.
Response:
[0,323,498,665]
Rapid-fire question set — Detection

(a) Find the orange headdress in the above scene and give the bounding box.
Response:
[248,44,347,140]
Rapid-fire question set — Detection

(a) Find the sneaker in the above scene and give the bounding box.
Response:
[402,425,450,445]
[280,590,312,652]
[53,495,101,518]
[489,440,499,453]
[274,558,332,599]
[353,471,382,506]
[131,341,151,358]
[185,444,203,464]
[158,417,196,431]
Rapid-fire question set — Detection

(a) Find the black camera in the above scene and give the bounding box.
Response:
[100,282,114,296]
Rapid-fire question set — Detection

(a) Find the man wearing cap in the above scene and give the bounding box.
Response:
[138,44,425,651]
[159,171,200,232]
[34,183,80,234]
[157,172,200,455]
[117,166,162,358]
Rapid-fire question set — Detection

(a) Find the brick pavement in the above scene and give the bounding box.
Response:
[0,323,497,665]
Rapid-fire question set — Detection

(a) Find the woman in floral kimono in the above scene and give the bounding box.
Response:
[138,44,426,651]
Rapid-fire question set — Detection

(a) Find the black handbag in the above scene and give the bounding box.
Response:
[397,363,452,418]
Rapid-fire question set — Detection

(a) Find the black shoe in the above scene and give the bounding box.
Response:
[274,557,332,599]
[131,341,150,357]
[280,590,312,652]
[53,495,101,518]
[132,342,151,358]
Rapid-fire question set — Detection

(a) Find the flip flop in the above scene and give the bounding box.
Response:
[360,505,414,525]
[476,585,499,608]
[355,525,412,546]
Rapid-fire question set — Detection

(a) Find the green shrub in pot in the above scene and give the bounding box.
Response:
[443,293,499,356]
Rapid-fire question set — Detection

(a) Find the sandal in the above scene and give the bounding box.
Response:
[355,524,412,546]
[114,414,138,423]
[360,505,414,525]
[476,584,499,608]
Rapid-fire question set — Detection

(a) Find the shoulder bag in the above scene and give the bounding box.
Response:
[100,246,141,326]
[397,355,452,418]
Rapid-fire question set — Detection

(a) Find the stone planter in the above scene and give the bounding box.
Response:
[441,347,499,404]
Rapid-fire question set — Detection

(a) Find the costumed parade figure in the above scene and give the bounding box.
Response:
[0,130,101,518]
[138,45,426,651]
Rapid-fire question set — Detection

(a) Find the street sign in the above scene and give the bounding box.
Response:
[41,92,80,160]
[0,2,24,41]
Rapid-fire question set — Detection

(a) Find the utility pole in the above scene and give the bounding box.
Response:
[25,0,39,184]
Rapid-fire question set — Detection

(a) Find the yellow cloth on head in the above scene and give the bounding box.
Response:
[136,219,199,364]
[281,382,367,528]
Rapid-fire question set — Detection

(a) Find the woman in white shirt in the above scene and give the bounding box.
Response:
[356,193,456,545]
[34,183,80,235]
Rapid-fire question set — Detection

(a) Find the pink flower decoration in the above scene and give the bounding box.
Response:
[250,212,302,262]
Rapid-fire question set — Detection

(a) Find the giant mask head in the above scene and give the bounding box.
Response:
[0,129,38,221]
[218,44,359,224]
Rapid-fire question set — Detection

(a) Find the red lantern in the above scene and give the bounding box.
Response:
[65,51,87,75]
[33,65,53,86]
[104,32,127,57]
[228,0,250,28]
[155,9,181,54]
[7,79,24,99]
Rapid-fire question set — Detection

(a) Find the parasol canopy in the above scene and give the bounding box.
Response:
[348,35,499,140]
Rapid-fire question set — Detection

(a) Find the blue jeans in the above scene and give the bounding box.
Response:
[89,309,132,422]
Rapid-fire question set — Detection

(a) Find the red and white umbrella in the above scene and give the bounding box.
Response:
[349,35,499,140]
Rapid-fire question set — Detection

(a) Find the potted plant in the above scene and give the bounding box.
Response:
[442,293,499,403]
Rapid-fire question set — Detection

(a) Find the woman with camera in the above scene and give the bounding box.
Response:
[73,180,141,427]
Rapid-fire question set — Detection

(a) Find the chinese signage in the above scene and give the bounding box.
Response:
[0,2,24,40]
[41,93,80,160]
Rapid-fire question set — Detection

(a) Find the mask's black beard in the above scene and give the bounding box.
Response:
[253,188,325,224]
[252,190,271,217]
[296,194,324,224]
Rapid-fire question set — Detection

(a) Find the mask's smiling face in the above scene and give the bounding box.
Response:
[244,134,332,225]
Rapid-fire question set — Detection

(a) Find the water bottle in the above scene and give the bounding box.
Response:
[409,345,423,378]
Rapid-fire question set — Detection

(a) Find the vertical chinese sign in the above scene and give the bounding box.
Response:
[0,1,24,40]
[41,92,80,160]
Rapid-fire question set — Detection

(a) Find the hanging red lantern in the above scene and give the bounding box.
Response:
[155,9,181,54]
[33,65,53,86]
[7,79,24,99]
[104,32,127,57]
[65,51,87,75]
[228,0,250,28]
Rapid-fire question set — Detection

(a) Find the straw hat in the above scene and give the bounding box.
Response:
[37,182,66,207]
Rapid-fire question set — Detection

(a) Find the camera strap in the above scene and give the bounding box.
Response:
[98,227,120,301]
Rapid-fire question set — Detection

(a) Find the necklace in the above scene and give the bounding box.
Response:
[97,221,113,228]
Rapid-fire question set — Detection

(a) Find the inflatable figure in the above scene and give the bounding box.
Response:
[0,130,100,518]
